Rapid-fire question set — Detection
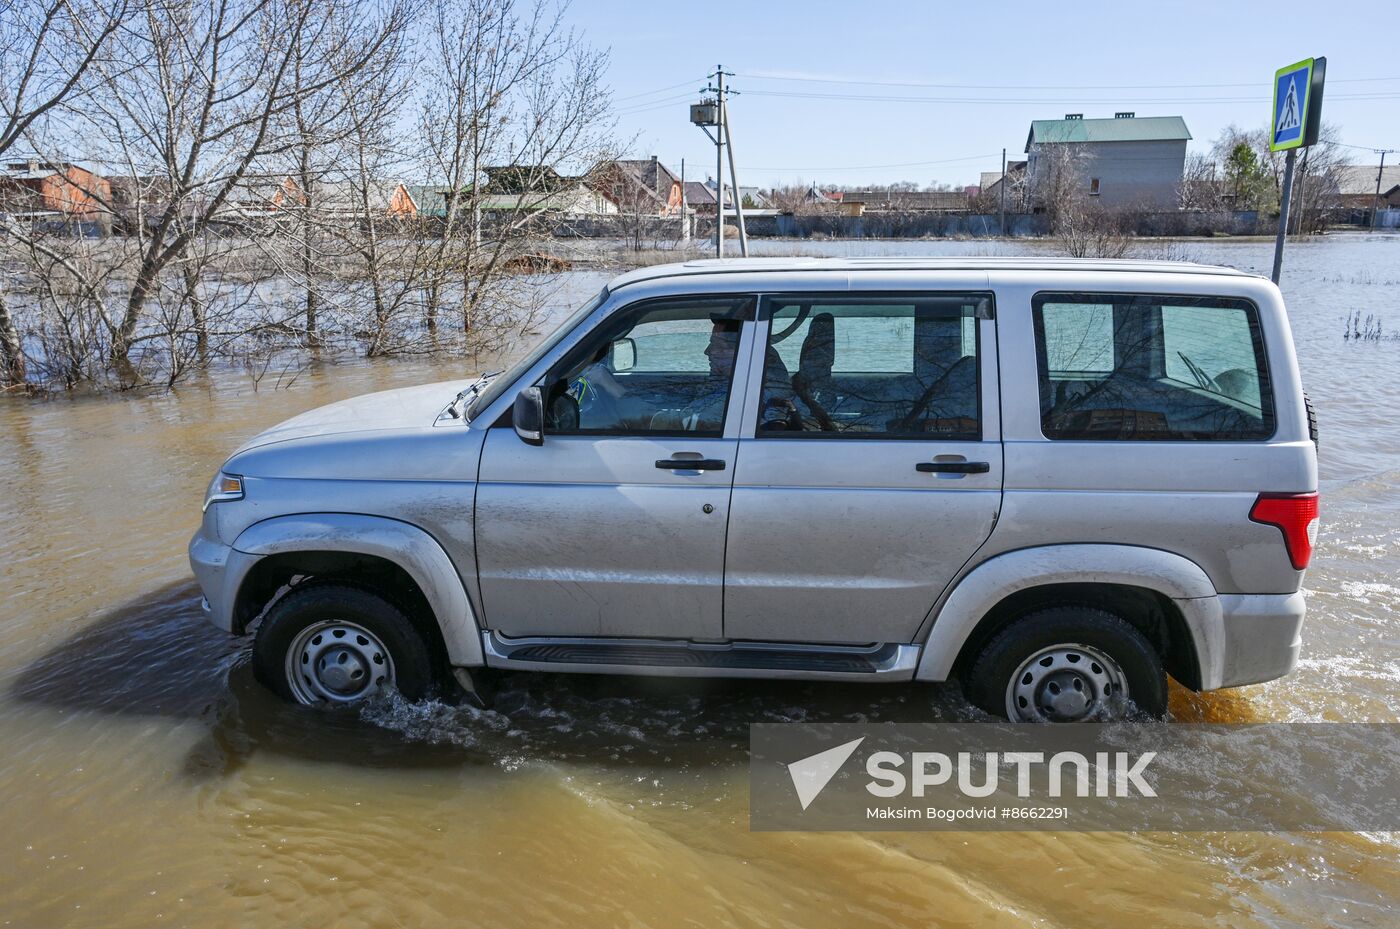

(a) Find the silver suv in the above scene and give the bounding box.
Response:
[189,258,1318,721]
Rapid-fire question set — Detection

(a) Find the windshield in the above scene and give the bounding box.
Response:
[466,287,610,422]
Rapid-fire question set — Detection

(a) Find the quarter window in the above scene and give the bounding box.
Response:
[1032,293,1274,440]
[756,294,985,438]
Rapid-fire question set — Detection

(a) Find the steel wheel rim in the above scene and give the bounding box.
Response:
[1005,642,1129,722]
[285,620,395,705]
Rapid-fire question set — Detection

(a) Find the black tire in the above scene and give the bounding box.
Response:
[961,607,1167,721]
[252,582,434,705]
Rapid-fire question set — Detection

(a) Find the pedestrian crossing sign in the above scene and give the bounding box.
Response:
[1271,59,1314,151]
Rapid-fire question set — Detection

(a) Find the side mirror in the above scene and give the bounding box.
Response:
[513,387,544,445]
[609,337,636,372]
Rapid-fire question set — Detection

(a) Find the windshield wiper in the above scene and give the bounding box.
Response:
[446,371,502,420]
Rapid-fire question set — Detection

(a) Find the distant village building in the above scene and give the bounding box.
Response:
[224,175,303,221]
[689,178,774,216]
[735,185,769,208]
[1332,165,1400,211]
[107,175,176,232]
[0,157,112,233]
[837,189,970,216]
[683,180,716,214]
[314,180,418,218]
[599,157,683,216]
[479,165,617,216]
[1025,113,1190,210]
[478,186,617,215]
[979,161,1028,211]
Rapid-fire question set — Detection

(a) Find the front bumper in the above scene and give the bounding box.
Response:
[188,527,250,634]
[1212,590,1307,689]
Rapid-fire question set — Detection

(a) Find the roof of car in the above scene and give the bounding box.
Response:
[607,256,1256,290]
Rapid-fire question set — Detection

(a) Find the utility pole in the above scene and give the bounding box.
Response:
[692,65,747,257]
[1372,149,1394,231]
[716,69,725,258]
[998,147,1007,237]
[722,78,749,254]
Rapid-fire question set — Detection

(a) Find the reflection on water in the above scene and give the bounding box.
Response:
[2,238,1399,927]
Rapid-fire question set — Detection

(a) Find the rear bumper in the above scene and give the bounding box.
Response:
[1211,590,1306,689]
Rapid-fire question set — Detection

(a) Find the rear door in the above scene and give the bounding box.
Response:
[723,291,1003,644]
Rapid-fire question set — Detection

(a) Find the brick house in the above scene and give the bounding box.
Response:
[0,158,112,232]
[596,157,684,216]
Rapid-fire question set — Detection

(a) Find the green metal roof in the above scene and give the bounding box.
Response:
[1026,116,1191,151]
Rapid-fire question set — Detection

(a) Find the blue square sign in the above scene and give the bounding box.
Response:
[1271,58,1313,151]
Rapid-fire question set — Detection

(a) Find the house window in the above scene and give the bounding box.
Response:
[1089,178,1101,196]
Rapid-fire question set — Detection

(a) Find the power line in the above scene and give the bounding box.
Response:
[1336,142,1400,154]
[612,77,706,103]
[744,152,1000,172]
[614,92,698,116]
[741,88,1400,106]
[737,71,1400,91]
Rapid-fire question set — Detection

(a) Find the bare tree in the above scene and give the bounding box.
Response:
[1210,121,1344,230]
[1180,152,1224,211]
[414,0,615,349]
[1030,142,1088,231]
[1030,144,1132,258]
[1288,123,1345,233]
[0,0,128,387]
[72,0,411,384]
[321,20,422,357]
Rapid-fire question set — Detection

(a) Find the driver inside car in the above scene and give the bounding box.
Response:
[559,317,795,433]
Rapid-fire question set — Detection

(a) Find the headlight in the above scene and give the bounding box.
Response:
[203,472,244,511]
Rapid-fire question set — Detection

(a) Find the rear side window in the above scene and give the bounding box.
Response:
[757,294,986,439]
[1032,293,1274,441]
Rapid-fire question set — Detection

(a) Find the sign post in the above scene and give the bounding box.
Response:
[1270,56,1326,284]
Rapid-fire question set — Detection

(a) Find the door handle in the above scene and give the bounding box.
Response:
[656,458,726,471]
[916,460,990,474]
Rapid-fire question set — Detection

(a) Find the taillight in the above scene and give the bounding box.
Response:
[1249,492,1320,570]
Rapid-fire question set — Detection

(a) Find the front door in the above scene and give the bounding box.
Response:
[724,292,1003,644]
[476,295,753,639]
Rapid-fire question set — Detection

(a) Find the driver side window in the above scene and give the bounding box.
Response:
[542,296,752,436]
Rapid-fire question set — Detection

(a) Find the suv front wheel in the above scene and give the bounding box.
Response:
[253,582,434,706]
[963,607,1168,722]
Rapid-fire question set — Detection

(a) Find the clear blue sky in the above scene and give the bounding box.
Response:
[576,0,1398,189]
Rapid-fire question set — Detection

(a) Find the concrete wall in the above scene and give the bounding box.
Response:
[551,210,1267,240]
[761,212,1048,239]
[550,214,692,240]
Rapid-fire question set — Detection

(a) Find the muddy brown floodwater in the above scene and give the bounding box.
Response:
[2,239,1399,928]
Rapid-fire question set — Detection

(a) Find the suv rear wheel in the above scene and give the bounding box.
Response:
[253,582,434,706]
[962,607,1167,722]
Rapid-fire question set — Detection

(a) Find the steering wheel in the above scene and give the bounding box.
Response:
[768,304,811,343]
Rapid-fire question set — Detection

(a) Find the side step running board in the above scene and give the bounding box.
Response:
[481,632,919,681]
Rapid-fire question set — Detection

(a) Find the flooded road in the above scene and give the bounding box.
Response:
[2,238,1399,927]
